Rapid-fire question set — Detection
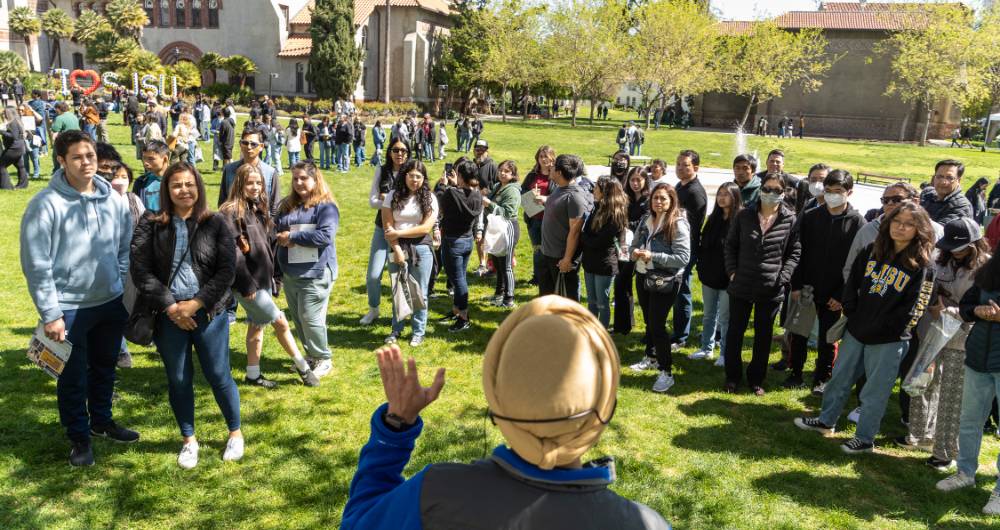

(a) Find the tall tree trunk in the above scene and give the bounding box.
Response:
[501,83,508,123]
[571,93,578,127]
[589,98,595,124]
[522,86,529,121]
[920,104,932,147]
[49,39,60,70]
[24,37,36,72]
[738,94,756,131]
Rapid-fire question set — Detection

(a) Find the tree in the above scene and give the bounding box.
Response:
[478,0,545,122]
[629,0,719,129]
[86,29,140,71]
[545,0,629,127]
[717,21,835,131]
[42,8,75,70]
[9,7,41,72]
[72,11,112,46]
[105,0,150,48]
[877,4,977,146]
[433,0,490,113]
[224,55,257,89]
[0,51,29,83]
[307,0,364,99]
[197,51,224,84]
[170,61,203,93]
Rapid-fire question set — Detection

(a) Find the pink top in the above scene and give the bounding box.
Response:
[758,211,778,233]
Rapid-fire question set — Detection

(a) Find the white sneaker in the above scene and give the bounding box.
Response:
[117,349,133,368]
[223,436,244,462]
[359,308,379,325]
[177,441,199,469]
[629,357,657,371]
[847,407,861,424]
[652,371,675,393]
[688,350,709,360]
[936,472,976,492]
[312,360,333,378]
[984,491,1000,515]
[714,355,725,367]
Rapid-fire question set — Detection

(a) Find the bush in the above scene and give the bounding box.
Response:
[357,101,421,117]
[200,83,254,105]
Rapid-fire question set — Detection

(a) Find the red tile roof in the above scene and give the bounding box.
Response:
[717,21,756,36]
[773,10,923,31]
[278,37,313,58]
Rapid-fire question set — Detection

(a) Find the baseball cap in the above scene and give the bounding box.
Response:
[936,217,982,252]
[474,139,489,149]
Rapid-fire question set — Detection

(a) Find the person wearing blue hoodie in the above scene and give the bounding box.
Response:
[19,130,137,467]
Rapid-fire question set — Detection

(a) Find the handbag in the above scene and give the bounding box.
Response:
[644,268,680,294]
[826,315,848,344]
[236,217,251,255]
[124,225,199,346]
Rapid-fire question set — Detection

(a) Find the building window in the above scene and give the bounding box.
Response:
[72,53,84,70]
[280,5,289,32]
[191,0,202,27]
[160,0,170,27]
[208,0,219,28]
[144,0,154,25]
[362,26,368,50]
[295,63,304,93]
[176,0,186,27]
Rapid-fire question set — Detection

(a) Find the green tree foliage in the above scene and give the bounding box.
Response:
[72,11,112,46]
[86,29,140,71]
[717,21,835,131]
[478,0,545,122]
[170,60,203,92]
[433,0,490,112]
[224,55,257,89]
[9,7,41,72]
[105,0,150,48]
[198,52,224,74]
[0,51,29,82]
[877,4,976,146]
[307,0,364,100]
[42,8,75,70]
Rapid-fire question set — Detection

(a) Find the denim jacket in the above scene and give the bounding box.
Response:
[628,214,691,274]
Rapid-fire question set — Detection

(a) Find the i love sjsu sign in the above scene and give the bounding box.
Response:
[51,68,178,99]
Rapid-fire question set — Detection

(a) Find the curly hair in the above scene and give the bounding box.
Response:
[391,159,434,217]
[873,202,934,270]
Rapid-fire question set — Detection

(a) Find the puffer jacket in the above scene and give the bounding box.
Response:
[725,203,800,302]
[962,286,1000,373]
[130,213,236,317]
[922,188,974,225]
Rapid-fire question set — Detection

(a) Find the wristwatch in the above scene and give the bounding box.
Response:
[383,411,415,432]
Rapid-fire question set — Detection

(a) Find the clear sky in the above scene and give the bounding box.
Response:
[710,0,987,21]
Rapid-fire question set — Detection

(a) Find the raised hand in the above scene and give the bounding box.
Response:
[376,344,445,424]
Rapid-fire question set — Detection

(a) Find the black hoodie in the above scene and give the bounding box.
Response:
[842,244,933,344]
[791,203,865,304]
[436,186,483,238]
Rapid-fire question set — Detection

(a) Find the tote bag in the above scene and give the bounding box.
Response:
[483,213,510,257]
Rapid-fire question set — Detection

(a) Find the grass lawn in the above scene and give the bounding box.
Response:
[2,114,1000,529]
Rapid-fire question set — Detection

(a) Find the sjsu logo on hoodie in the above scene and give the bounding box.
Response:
[863,261,913,296]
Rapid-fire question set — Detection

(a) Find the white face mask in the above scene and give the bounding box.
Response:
[760,191,784,207]
[824,192,847,209]
[808,181,824,197]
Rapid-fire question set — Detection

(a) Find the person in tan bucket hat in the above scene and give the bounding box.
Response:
[341,295,670,530]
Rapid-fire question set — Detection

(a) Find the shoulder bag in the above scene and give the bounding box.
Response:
[125,224,199,346]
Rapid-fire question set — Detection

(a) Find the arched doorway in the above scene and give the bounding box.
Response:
[158,42,215,86]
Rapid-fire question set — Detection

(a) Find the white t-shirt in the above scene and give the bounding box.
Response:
[383,189,439,230]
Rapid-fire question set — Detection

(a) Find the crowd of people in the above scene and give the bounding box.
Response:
[18,88,1000,524]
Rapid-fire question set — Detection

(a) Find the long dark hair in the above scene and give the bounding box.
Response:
[706,181,743,226]
[872,202,934,270]
[591,177,628,234]
[391,159,433,217]
[380,138,410,188]
[975,252,1000,291]
[625,166,651,204]
[937,237,990,270]
[649,182,682,241]
[154,162,212,225]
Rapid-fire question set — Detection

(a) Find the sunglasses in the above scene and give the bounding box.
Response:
[391,148,409,155]
[761,187,783,194]
[881,196,906,205]
[240,140,261,148]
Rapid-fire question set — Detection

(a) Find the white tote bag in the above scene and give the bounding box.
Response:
[483,213,510,257]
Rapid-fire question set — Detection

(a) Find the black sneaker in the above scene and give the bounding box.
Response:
[69,441,94,467]
[449,318,471,332]
[771,359,789,371]
[91,421,140,443]
[499,299,516,309]
[926,456,956,471]
[296,367,320,387]
[841,437,874,454]
[437,313,458,323]
[244,375,278,389]
[782,374,805,389]
[794,417,835,434]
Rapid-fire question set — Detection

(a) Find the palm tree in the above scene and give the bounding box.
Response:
[105,0,149,48]
[197,51,224,85]
[0,51,28,83]
[224,55,257,89]
[72,11,112,46]
[8,7,41,72]
[42,8,75,70]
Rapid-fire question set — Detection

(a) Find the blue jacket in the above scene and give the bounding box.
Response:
[275,201,339,280]
[342,404,670,530]
[20,170,131,322]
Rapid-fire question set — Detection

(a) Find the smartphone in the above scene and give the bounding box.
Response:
[445,163,453,173]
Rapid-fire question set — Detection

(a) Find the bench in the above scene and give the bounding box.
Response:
[857,172,910,186]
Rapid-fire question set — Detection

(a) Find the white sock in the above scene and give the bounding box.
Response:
[292,355,309,371]
[246,364,261,380]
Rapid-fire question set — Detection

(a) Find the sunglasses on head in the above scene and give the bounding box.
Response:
[881,196,906,205]
[240,140,261,148]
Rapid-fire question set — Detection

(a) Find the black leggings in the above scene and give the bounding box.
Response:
[0,147,26,189]
[724,296,781,388]
[636,274,680,373]
[613,260,637,334]
[493,220,520,301]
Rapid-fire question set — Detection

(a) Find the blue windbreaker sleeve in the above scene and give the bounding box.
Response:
[340,403,427,530]
[290,202,338,248]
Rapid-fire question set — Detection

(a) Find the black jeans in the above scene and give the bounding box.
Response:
[636,274,680,373]
[789,302,841,384]
[0,147,27,189]
[613,260,637,334]
[538,254,579,302]
[724,295,781,388]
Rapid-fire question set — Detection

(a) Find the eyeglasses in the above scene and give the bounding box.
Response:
[240,140,261,148]
[934,174,959,182]
[391,148,408,155]
[881,196,906,205]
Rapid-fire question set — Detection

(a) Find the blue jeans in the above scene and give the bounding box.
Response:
[423,142,434,161]
[389,244,433,337]
[371,142,383,167]
[526,217,544,284]
[442,236,473,311]
[366,226,390,309]
[354,144,365,167]
[288,150,300,167]
[818,331,906,443]
[82,123,97,141]
[957,367,1000,481]
[585,273,615,327]
[319,141,332,169]
[199,120,211,141]
[186,141,197,166]
[700,285,730,354]
[337,142,351,171]
[671,260,695,344]
[154,309,240,437]
[269,144,283,174]
[23,146,40,179]
[57,297,128,443]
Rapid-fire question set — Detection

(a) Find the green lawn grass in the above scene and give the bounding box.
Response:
[1,115,999,529]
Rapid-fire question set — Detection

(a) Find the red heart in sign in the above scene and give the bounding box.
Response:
[69,69,102,96]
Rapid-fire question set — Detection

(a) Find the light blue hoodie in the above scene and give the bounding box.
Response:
[20,169,132,323]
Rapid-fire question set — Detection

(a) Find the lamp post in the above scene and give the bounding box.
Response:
[269,72,279,99]
[173,47,180,64]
